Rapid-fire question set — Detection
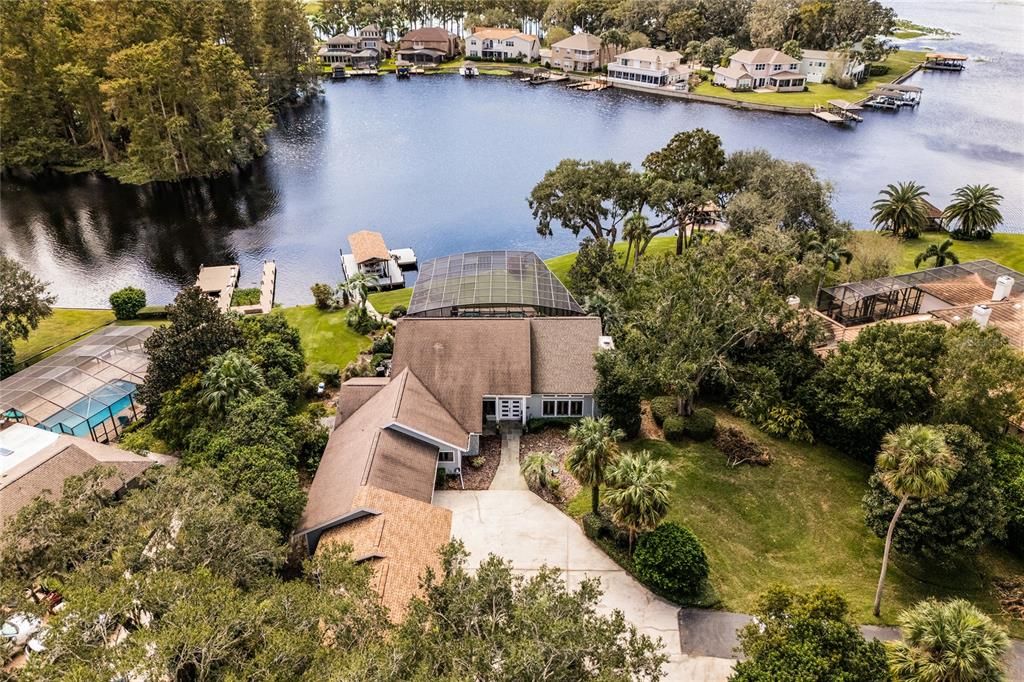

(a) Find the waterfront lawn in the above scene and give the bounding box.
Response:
[277,305,370,368]
[367,288,413,315]
[569,410,1024,634]
[895,232,1024,274]
[13,308,115,365]
[690,49,926,109]
[544,237,677,283]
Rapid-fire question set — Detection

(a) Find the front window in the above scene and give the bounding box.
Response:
[754,63,765,71]
[542,398,584,417]
[438,451,455,463]
[773,64,782,71]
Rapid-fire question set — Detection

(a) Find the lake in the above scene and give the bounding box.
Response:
[2,0,1022,307]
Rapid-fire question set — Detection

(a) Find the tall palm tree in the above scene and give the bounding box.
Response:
[604,450,673,553]
[872,182,930,239]
[199,350,264,416]
[887,598,1010,681]
[872,425,959,618]
[341,272,379,313]
[567,416,625,515]
[913,238,960,269]
[942,184,1003,240]
[622,213,651,272]
[807,237,854,296]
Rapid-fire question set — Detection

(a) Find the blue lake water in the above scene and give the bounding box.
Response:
[1,0,1021,307]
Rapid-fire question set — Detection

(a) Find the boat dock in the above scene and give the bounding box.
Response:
[567,78,609,91]
[196,264,239,312]
[866,83,923,110]
[812,99,864,125]
[521,70,569,85]
[340,230,416,289]
[922,52,967,71]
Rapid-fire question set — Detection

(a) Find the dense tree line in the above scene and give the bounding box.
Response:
[0,0,316,183]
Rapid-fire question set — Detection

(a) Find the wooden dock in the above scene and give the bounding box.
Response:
[812,99,864,125]
[922,52,967,71]
[567,78,609,91]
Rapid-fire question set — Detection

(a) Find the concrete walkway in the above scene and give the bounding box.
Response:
[435,487,735,680]
[488,428,527,491]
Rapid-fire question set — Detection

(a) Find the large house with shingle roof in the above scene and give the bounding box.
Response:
[713,48,805,92]
[606,48,689,88]
[318,26,392,68]
[466,27,540,62]
[397,27,460,64]
[295,251,609,619]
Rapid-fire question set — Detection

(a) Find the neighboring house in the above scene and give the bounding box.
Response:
[295,251,609,619]
[466,27,539,62]
[318,26,392,68]
[397,27,460,64]
[799,48,865,84]
[0,424,159,530]
[919,198,945,231]
[713,48,805,92]
[813,259,1023,350]
[548,32,623,72]
[606,48,689,88]
[340,230,406,289]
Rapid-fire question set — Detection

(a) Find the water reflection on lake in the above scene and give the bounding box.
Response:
[2,0,1021,307]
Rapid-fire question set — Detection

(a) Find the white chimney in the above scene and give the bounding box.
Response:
[786,295,801,309]
[993,275,1014,301]
[598,336,615,350]
[972,304,992,328]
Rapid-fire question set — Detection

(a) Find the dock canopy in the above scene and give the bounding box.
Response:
[925,52,967,61]
[875,83,923,93]
[827,99,862,111]
[348,230,392,264]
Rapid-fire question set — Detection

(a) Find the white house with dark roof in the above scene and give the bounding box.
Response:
[713,48,805,92]
[607,48,689,88]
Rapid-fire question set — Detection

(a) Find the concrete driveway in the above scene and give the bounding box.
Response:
[435,488,735,681]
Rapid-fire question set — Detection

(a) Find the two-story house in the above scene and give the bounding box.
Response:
[713,48,805,92]
[396,27,461,64]
[466,28,540,62]
[318,25,392,69]
[606,48,689,88]
[799,49,865,84]
[547,32,623,72]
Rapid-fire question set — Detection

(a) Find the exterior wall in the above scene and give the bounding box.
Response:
[800,56,865,83]
[466,35,538,61]
[549,43,620,72]
[524,394,595,421]
[607,64,673,87]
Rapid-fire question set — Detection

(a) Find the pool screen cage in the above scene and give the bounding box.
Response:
[0,325,153,443]
[407,251,585,318]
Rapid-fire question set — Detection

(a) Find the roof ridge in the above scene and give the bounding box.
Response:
[392,369,410,420]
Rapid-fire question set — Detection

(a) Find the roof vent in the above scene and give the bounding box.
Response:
[0,448,13,458]
[972,304,992,328]
[598,336,615,350]
[786,295,801,309]
[993,275,1014,301]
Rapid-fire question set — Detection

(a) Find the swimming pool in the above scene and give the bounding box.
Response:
[39,379,138,438]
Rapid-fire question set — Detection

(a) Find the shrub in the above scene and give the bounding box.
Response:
[230,288,261,307]
[583,512,604,540]
[310,283,334,309]
[649,397,677,427]
[342,356,374,380]
[109,286,146,320]
[435,467,447,488]
[136,305,168,319]
[759,403,813,443]
[684,408,716,441]
[662,416,686,442]
[346,308,381,334]
[468,455,485,469]
[369,353,389,375]
[991,437,1024,555]
[594,351,642,438]
[371,333,393,355]
[634,523,709,599]
[714,426,771,466]
[869,64,890,76]
[388,305,407,319]
[308,361,340,388]
[834,74,855,89]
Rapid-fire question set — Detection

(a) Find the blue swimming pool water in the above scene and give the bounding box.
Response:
[40,380,137,437]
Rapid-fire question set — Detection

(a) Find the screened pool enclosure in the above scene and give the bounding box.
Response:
[1,326,152,442]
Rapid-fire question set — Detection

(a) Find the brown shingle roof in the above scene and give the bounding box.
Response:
[391,318,533,433]
[335,377,390,429]
[930,300,1024,350]
[530,317,602,394]
[917,274,995,306]
[317,485,451,621]
[393,370,469,450]
[348,230,391,264]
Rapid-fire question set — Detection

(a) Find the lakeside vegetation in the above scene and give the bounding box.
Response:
[276,305,371,368]
[367,288,413,315]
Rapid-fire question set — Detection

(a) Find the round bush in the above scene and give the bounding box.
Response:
[634,523,709,599]
[389,304,407,320]
[663,415,686,442]
[109,286,147,320]
[649,396,677,427]
[684,408,716,441]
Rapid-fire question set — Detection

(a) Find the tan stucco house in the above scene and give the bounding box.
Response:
[713,48,805,92]
[547,32,623,72]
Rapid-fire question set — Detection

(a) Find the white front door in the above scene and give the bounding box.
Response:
[498,398,522,421]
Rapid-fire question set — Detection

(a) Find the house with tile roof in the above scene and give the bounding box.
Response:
[295,251,609,619]
[547,32,623,72]
[606,48,689,88]
[713,48,805,92]
[466,27,539,62]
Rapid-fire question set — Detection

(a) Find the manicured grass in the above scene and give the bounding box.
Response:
[895,232,1024,274]
[691,50,926,109]
[571,411,1024,634]
[12,308,115,365]
[367,288,413,315]
[276,305,370,368]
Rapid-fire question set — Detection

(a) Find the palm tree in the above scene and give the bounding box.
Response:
[872,182,930,239]
[871,425,959,618]
[199,350,264,416]
[520,451,557,491]
[622,213,651,272]
[914,238,960,269]
[566,416,625,516]
[807,237,853,296]
[887,598,1010,681]
[604,450,673,553]
[942,184,1003,240]
[341,272,379,314]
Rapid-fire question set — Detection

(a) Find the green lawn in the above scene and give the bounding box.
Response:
[276,305,370,368]
[13,308,116,366]
[895,232,1024,274]
[571,411,1024,634]
[367,288,413,315]
[691,50,926,109]
[544,237,678,283]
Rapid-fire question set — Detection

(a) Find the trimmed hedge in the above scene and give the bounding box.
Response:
[650,396,677,427]
[109,287,147,320]
[663,415,686,442]
[684,408,716,441]
[137,305,168,319]
[634,523,709,599]
[583,513,604,540]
